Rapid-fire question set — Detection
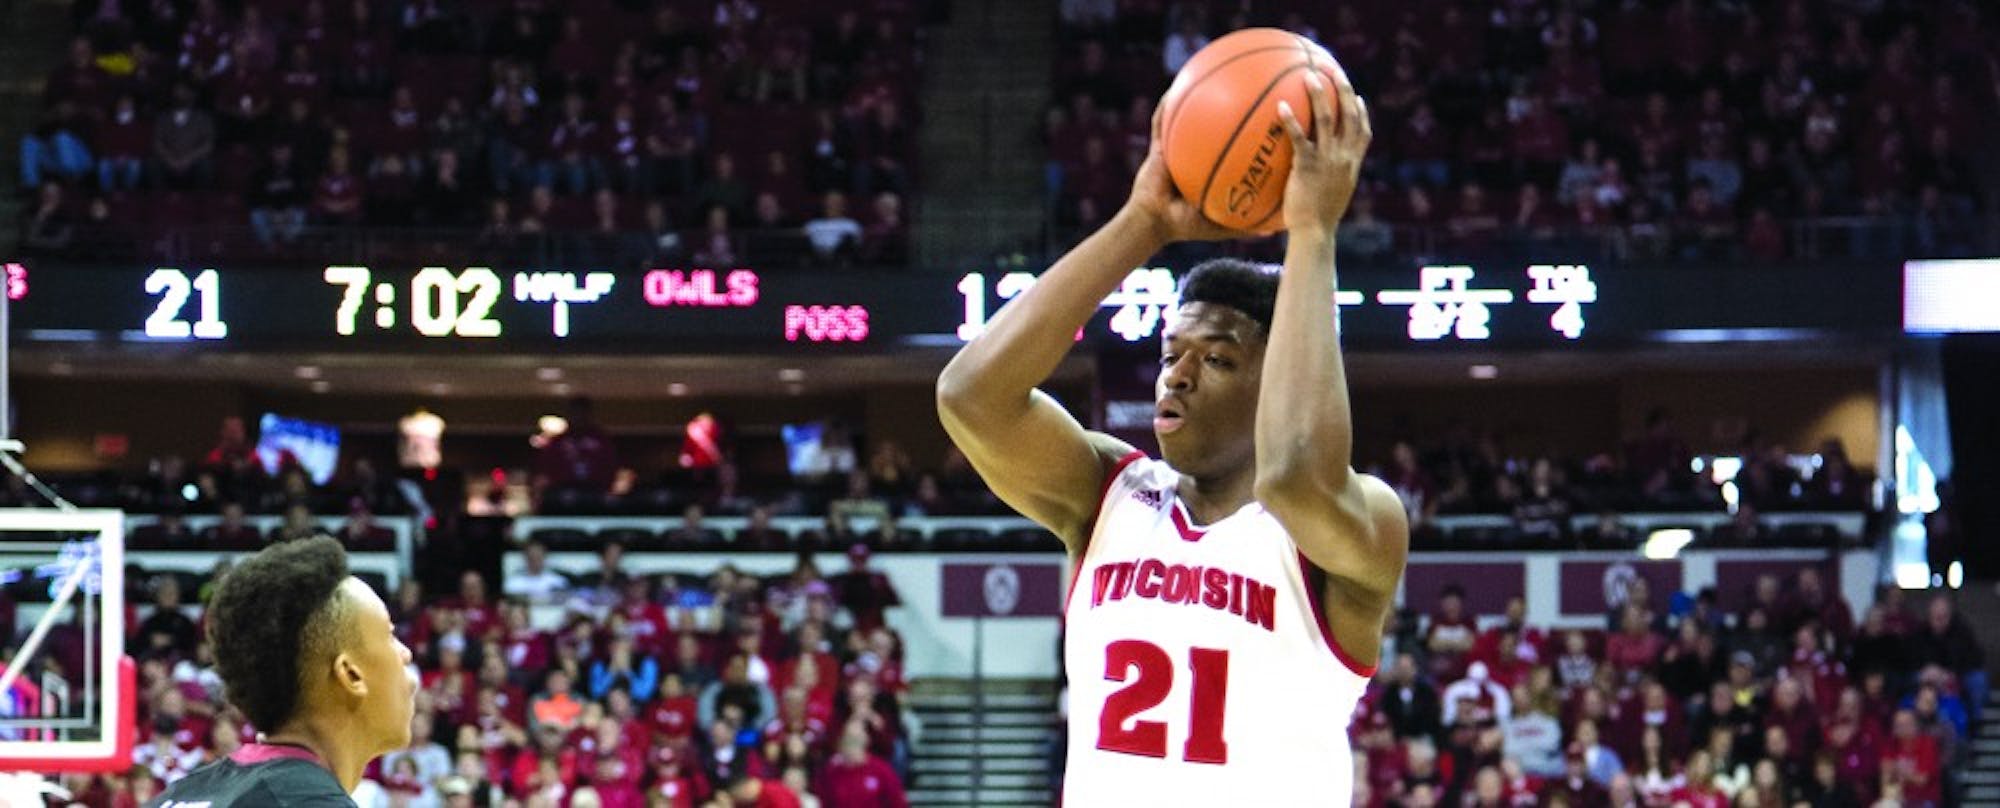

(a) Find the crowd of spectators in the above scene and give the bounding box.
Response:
[1339,571,1980,808]
[1365,410,1875,549]
[2,404,1878,555]
[1050,0,1998,264]
[18,0,929,268]
[34,543,915,806]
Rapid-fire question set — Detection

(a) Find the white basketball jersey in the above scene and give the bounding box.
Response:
[1063,453,1375,805]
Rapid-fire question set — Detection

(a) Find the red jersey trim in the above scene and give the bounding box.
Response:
[1168,499,1208,541]
[1296,552,1378,679]
[1064,450,1149,612]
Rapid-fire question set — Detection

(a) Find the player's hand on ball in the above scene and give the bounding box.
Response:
[1275,71,1370,238]
[1125,105,1247,244]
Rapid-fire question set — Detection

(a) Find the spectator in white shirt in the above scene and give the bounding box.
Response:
[1503,682,1564,777]
[803,191,863,266]
[503,540,570,604]
[377,711,452,808]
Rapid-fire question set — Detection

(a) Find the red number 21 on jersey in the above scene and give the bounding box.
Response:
[1096,640,1230,764]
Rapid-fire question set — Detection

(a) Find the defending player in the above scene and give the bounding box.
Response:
[150,536,417,806]
[937,71,1404,801]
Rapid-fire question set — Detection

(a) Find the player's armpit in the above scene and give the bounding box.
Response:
[1279,477,1408,672]
[936,386,1135,552]
[1266,475,1408,605]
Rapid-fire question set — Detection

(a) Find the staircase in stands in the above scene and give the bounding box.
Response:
[906,679,1061,808]
[1959,691,2000,806]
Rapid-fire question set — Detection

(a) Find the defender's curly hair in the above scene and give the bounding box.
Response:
[207,536,351,731]
[1179,258,1280,335]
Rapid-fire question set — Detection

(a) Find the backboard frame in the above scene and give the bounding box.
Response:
[0,508,132,774]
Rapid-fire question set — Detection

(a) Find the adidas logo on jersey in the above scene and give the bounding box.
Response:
[1131,488,1165,509]
[1087,557,1278,632]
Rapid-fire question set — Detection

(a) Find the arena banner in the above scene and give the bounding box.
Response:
[1402,561,1526,615]
[1557,559,1684,617]
[11,260,1900,354]
[940,561,1064,618]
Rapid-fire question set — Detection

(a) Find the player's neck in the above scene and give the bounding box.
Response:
[264,716,369,793]
[1174,471,1255,526]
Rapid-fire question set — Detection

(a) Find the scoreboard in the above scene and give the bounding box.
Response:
[5,259,1899,353]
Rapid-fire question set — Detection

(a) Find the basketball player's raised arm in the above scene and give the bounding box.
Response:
[1253,73,1409,660]
[938,109,1241,550]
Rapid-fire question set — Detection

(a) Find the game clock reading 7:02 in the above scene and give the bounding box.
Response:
[323,265,505,337]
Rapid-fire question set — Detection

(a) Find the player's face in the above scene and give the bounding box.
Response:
[341,577,418,754]
[1156,303,1264,479]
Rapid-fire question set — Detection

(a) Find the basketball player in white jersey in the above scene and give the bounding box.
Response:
[938,71,1402,804]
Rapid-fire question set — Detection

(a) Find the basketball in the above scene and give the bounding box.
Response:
[1158,28,1346,232]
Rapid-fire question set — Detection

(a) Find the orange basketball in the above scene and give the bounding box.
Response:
[1158,28,1346,233]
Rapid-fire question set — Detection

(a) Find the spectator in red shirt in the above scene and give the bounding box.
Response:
[1667,749,1728,808]
[815,722,907,808]
[1605,604,1664,678]
[1881,709,1941,807]
[1479,596,1545,665]
[96,94,149,191]
[1823,713,1881,799]
[833,545,901,634]
[650,672,700,743]
[1510,94,1570,181]
[646,742,702,806]
[762,688,829,760]
[1545,743,1609,808]
[1764,678,1820,764]
[612,577,670,655]
[311,146,364,225]
[727,769,805,808]
[444,571,497,639]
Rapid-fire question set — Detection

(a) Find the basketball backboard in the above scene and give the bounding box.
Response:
[0,508,133,775]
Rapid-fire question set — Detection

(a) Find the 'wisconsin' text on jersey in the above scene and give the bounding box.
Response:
[1086,558,1279,632]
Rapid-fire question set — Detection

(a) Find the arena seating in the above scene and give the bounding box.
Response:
[1343,574,1980,808]
[1050,0,1995,266]
[19,0,929,268]
[108,534,922,806]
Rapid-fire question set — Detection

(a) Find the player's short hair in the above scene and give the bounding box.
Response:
[207,535,352,730]
[1179,258,1279,336]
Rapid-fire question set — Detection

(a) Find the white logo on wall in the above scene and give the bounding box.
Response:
[983,565,1022,615]
[1603,563,1639,609]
